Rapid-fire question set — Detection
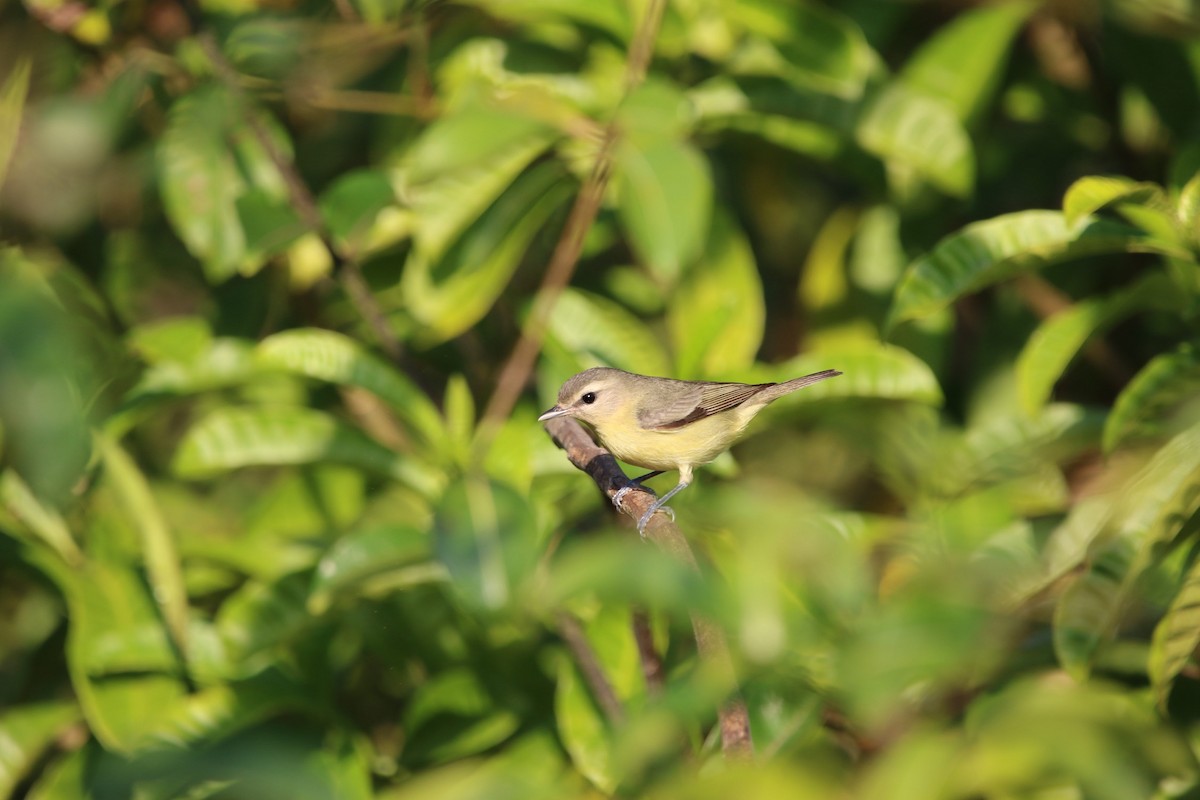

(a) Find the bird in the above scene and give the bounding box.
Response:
[537,366,841,534]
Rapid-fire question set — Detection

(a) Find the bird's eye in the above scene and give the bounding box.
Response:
[581,392,597,404]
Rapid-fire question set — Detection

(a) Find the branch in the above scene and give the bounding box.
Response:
[196,32,405,362]
[541,416,754,759]
[632,609,665,695]
[474,0,669,452]
[558,611,625,725]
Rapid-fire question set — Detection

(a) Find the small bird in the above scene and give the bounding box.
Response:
[538,366,841,534]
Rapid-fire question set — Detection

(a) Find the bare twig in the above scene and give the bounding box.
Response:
[474,0,669,452]
[558,611,626,724]
[632,609,665,695]
[541,416,754,758]
[196,32,405,361]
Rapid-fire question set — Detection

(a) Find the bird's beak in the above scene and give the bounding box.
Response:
[538,405,570,422]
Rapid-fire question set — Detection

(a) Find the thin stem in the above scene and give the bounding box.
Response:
[558,611,626,725]
[541,416,754,758]
[474,0,669,452]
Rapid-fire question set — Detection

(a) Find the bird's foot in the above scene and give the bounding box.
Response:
[636,504,674,538]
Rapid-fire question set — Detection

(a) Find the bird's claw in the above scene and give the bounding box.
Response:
[636,504,674,539]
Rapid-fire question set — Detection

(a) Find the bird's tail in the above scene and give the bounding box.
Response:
[756,369,842,404]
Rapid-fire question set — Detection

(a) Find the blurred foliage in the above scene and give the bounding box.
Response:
[4,0,1200,797]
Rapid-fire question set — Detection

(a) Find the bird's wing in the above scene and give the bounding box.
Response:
[636,381,774,430]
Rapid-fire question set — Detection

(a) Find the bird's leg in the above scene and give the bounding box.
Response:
[636,478,690,537]
[611,471,664,514]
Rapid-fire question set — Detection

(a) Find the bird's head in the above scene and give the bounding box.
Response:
[537,367,632,428]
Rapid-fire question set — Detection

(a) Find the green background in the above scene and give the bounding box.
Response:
[3,0,1200,797]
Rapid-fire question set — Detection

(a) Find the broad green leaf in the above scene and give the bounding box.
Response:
[141,667,315,749]
[158,86,246,282]
[887,211,1155,330]
[546,288,672,377]
[318,169,402,257]
[1055,420,1200,678]
[216,572,311,664]
[453,0,631,43]
[24,743,89,800]
[59,558,187,753]
[615,79,693,146]
[759,343,943,406]
[97,435,191,661]
[398,94,559,265]
[850,204,907,293]
[1012,495,1113,605]
[0,469,83,566]
[256,329,444,451]
[555,653,616,794]
[0,701,80,798]
[733,1,878,99]
[689,76,848,160]
[615,139,713,284]
[1105,343,1200,452]
[0,259,93,503]
[1149,554,1200,706]
[0,58,31,191]
[172,406,440,497]
[158,86,297,282]
[308,524,434,614]
[433,477,537,611]
[902,1,1035,123]
[403,669,521,765]
[856,83,974,199]
[668,211,765,377]
[1063,175,1167,227]
[929,404,1101,500]
[402,162,569,344]
[1015,273,1178,414]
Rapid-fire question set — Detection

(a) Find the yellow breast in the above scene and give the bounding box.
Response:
[592,409,755,472]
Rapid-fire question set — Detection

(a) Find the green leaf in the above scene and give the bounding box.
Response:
[614,139,713,284]
[901,0,1035,123]
[887,211,1156,330]
[546,288,672,377]
[733,1,878,99]
[1055,420,1200,679]
[0,701,80,798]
[928,404,1101,500]
[856,83,974,199]
[141,667,315,750]
[403,669,521,765]
[97,435,191,662]
[308,524,434,614]
[216,572,311,664]
[1105,343,1200,452]
[402,162,569,344]
[1149,555,1200,707]
[0,58,31,191]
[668,211,765,377]
[402,105,556,185]
[172,406,440,498]
[0,258,93,503]
[1063,175,1167,227]
[57,556,188,753]
[1015,273,1179,414]
[256,328,444,451]
[319,169,403,257]
[762,343,943,406]
[158,86,297,282]
[0,469,84,566]
[433,477,537,611]
[555,653,616,794]
[158,86,246,282]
